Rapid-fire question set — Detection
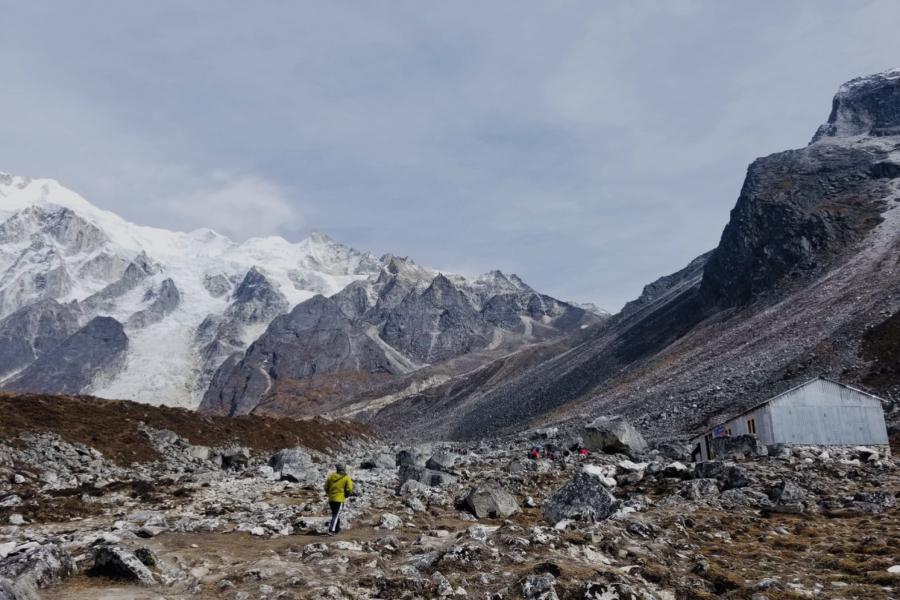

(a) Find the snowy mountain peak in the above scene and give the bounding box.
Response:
[812,67,900,142]
[0,172,598,411]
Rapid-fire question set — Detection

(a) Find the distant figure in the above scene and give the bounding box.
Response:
[324,464,354,536]
[578,448,590,460]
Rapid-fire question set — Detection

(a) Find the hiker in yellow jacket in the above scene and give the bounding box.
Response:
[324,464,354,535]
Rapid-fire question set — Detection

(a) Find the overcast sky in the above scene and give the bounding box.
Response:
[2,1,900,310]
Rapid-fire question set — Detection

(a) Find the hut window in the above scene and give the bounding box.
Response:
[747,418,757,434]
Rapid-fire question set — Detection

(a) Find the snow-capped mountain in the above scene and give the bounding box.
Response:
[0,173,603,408]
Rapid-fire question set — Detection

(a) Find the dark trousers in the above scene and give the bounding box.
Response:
[328,501,344,533]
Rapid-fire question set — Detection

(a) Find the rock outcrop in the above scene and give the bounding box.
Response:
[542,472,617,524]
[464,481,520,519]
[5,317,127,394]
[0,299,80,380]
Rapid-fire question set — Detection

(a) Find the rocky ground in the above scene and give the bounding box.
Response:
[1,402,898,600]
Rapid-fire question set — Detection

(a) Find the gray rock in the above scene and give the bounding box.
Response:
[91,546,156,585]
[5,317,128,395]
[361,454,395,470]
[464,481,520,519]
[769,480,806,505]
[396,446,432,468]
[581,416,648,455]
[0,543,74,595]
[201,294,395,416]
[126,278,181,329]
[521,573,558,600]
[853,490,896,508]
[398,465,457,488]
[188,446,211,461]
[694,461,750,490]
[678,478,720,500]
[812,69,900,141]
[0,577,25,600]
[0,299,80,380]
[656,442,690,461]
[542,472,618,524]
[220,447,250,471]
[378,514,402,530]
[269,448,313,472]
[426,451,458,473]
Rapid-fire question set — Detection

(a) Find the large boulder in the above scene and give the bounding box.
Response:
[710,435,768,460]
[542,472,618,524]
[91,546,156,585]
[0,543,74,596]
[677,478,720,500]
[464,481,520,519]
[361,453,395,470]
[694,461,750,490]
[269,448,315,482]
[521,573,559,600]
[425,451,457,473]
[396,446,432,468]
[767,480,806,514]
[581,417,648,455]
[398,465,457,488]
[269,448,312,471]
[0,577,24,600]
[218,447,250,470]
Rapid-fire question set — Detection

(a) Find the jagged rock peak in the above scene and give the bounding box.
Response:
[376,254,432,283]
[812,68,900,142]
[233,267,275,300]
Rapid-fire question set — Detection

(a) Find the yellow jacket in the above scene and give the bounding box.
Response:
[324,472,354,503]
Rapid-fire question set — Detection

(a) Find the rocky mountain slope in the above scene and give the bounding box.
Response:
[0,175,601,410]
[355,69,900,441]
[202,258,600,416]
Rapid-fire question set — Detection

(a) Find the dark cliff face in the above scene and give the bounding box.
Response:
[200,295,396,416]
[201,259,599,416]
[700,143,890,308]
[5,316,128,395]
[0,299,81,379]
[813,69,900,141]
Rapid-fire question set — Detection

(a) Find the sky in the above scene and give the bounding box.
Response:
[2,1,900,311]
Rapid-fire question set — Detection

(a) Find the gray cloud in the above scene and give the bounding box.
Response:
[2,1,900,310]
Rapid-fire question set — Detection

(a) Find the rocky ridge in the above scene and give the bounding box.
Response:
[360,68,900,442]
[0,176,601,410]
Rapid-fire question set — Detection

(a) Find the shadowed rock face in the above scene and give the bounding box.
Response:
[700,143,889,308]
[200,295,397,416]
[813,69,900,141]
[0,299,81,380]
[127,279,181,329]
[380,274,491,364]
[193,268,290,397]
[201,256,600,417]
[5,316,128,395]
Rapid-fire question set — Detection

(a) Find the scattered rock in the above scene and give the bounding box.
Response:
[91,546,156,585]
[694,461,751,490]
[464,481,520,519]
[542,472,618,524]
[581,417,648,456]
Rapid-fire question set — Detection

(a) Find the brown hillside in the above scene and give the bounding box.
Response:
[0,393,371,465]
